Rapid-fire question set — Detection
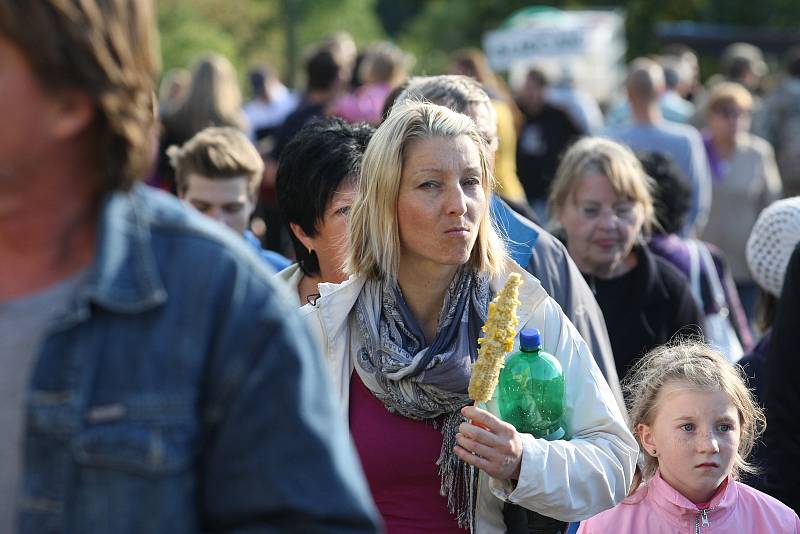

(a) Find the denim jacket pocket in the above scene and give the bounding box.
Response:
[72,401,196,478]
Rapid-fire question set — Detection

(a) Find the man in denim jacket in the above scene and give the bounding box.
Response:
[0,2,379,533]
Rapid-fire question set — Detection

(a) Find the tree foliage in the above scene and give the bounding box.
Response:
[157,0,800,90]
[157,0,385,91]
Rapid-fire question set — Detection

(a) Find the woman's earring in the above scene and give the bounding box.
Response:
[651,449,657,456]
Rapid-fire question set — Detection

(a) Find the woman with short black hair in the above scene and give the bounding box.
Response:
[275,117,374,305]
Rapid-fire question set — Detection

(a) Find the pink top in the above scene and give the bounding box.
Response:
[333,83,392,124]
[348,373,467,534]
[578,470,800,533]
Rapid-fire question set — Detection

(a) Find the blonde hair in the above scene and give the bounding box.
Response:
[624,342,766,494]
[548,137,656,233]
[706,81,753,116]
[0,0,159,193]
[346,101,507,280]
[168,126,264,198]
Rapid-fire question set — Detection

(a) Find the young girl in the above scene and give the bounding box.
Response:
[578,342,800,533]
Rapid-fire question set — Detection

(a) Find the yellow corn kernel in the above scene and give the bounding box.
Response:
[468,273,522,403]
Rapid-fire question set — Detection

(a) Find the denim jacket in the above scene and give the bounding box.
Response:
[17,184,379,534]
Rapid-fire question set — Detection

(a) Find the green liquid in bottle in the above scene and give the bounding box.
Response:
[497,328,565,440]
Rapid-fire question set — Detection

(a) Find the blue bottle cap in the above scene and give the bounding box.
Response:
[519,328,541,351]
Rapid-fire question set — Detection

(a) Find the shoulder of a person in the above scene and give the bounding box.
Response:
[543,102,571,119]
[600,127,626,145]
[129,184,285,300]
[133,185,253,253]
[639,246,690,303]
[297,274,366,323]
[530,224,568,257]
[732,480,800,524]
[495,261,548,307]
[529,228,581,297]
[741,132,775,155]
[491,98,513,115]
[660,120,702,141]
[276,262,301,282]
[651,251,692,290]
[580,486,649,530]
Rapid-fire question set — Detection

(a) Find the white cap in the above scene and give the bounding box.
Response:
[746,197,800,297]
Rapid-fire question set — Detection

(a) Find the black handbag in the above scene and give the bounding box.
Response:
[503,502,568,534]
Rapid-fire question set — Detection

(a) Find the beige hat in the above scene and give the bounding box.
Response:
[746,197,800,297]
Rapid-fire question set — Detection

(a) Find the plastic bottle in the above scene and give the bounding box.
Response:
[497,328,565,440]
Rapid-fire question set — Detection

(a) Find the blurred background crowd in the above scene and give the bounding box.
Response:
[146,0,800,522]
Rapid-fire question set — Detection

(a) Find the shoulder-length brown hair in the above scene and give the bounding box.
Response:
[164,53,245,143]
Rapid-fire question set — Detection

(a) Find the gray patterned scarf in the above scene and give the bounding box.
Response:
[352,266,492,530]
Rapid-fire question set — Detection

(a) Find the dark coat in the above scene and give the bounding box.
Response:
[764,245,800,514]
[587,244,705,381]
[739,330,771,491]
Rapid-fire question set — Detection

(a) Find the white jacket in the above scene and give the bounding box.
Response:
[297,261,638,533]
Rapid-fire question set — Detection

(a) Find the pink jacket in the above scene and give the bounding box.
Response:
[578,470,800,534]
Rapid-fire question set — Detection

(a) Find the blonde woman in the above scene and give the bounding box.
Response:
[300,102,636,532]
[549,137,704,380]
[700,82,782,319]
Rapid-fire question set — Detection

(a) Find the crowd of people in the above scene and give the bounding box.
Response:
[2,1,800,533]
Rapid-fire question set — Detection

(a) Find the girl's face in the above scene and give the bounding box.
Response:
[638,382,741,504]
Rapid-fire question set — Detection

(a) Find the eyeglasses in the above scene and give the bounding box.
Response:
[573,202,640,222]
[715,106,749,119]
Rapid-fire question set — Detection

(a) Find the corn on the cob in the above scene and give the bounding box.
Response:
[468,273,523,403]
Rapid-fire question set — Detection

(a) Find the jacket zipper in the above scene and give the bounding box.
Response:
[694,507,711,533]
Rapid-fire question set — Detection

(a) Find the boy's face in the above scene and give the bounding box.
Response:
[180,174,253,235]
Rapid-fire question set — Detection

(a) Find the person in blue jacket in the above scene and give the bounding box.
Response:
[169,126,291,271]
[0,2,379,532]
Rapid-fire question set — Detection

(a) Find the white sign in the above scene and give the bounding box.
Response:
[483,9,626,104]
[484,26,588,71]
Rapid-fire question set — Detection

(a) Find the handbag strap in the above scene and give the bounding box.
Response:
[686,239,703,308]
[696,242,727,310]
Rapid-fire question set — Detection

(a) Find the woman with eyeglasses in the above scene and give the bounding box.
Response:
[548,137,704,381]
[699,82,782,321]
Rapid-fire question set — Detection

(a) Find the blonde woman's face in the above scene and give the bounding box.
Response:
[558,172,645,279]
[638,383,741,504]
[396,135,486,280]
